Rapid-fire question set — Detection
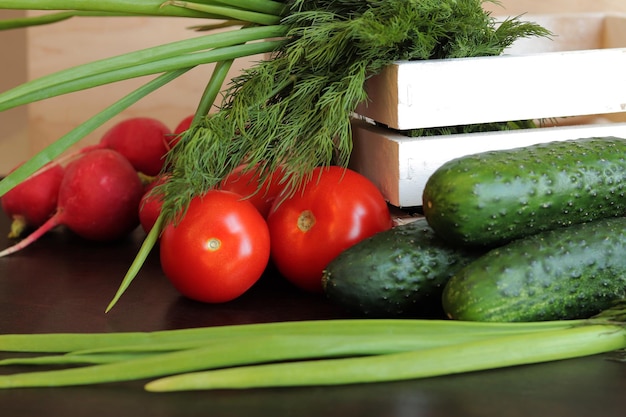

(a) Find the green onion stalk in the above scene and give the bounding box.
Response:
[0,308,625,390]
[0,1,550,307]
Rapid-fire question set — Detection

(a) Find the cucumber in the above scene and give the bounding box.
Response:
[422,137,626,247]
[321,218,485,317]
[442,217,626,322]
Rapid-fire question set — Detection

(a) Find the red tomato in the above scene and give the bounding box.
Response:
[266,166,392,293]
[220,164,289,219]
[160,190,270,303]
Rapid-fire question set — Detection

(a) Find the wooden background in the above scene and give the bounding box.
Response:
[2,1,626,173]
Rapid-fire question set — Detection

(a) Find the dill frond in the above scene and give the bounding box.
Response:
[160,0,551,221]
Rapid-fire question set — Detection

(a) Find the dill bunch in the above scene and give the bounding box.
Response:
[160,0,551,222]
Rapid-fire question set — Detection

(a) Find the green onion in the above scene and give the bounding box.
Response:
[0,318,577,353]
[0,352,156,366]
[0,0,225,18]
[0,11,138,30]
[0,313,625,390]
[164,1,282,25]
[0,27,286,112]
[0,333,516,388]
[145,324,626,392]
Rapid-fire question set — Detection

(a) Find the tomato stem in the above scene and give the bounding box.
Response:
[297,210,316,232]
[206,238,221,251]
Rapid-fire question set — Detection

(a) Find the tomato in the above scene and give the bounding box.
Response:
[159,190,270,303]
[266,166,392,293]
[220,164,289,219]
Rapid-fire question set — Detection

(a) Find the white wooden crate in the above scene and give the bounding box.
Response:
[349,13,626,207]
[351,120,626,208]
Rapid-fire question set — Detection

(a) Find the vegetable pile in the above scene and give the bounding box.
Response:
[0,116,169,257]
[2,0,626,393]
[0,0,550,306]
[325,137,626,322]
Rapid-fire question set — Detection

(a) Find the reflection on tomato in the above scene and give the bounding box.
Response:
[220,164,289,219]
[266,166,392,293]
[159,190,270,303]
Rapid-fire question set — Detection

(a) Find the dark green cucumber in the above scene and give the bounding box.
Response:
[442,217,626,322]
[422,137,626,247]
[321,218,485,318]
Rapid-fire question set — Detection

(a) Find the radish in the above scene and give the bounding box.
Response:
[174,115,194,135]
[99,117,172,176]
[139,175,167,234]
[1,163,65,239]
[168,114,194,150]
[43,117,173,179]
[0,149,144,257]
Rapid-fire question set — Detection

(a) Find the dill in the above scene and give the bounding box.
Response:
[160,0,551,222]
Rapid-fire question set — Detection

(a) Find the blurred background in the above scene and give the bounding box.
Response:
[2,0,626,173]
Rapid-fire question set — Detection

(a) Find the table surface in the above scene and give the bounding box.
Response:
[0,214,625,417]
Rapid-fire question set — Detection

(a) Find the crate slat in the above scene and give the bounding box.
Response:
[355,48,626,130]
[350,120,626,207]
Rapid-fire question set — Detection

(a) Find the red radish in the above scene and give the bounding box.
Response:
[139,175,167,234]
[99,117,172,176]
[1,163,65,238]
[169,114,194,149]
[47,117,173,177]
[0,149,144,257]
[174,115,194,134]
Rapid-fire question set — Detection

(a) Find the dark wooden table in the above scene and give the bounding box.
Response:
[1,214,625,417]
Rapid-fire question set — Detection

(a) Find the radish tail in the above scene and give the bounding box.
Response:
[0,213,62,257]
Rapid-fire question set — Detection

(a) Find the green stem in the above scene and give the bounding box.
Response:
[0,330,591,389]
[0,0,218,18]
[189,0,287,16]
[193,0,287,15]
[0,69,190,197]
[0,26,286,111]
[0,41,281,111]
[105,213,163,313]
[0,352,156,366]
[164,1,282,25]
[194,58,234,119]
[0,318,580,353]
[145,324,626,392]
[0,11,134,30]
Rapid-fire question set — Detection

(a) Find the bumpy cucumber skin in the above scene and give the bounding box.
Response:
[322,218,484,317]
[442,217,626,322]
[422,137,626,247]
